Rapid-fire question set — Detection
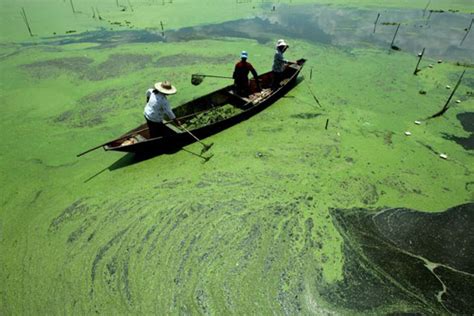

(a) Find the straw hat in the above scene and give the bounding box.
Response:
[276,39,289,48]
[154,81,177,95]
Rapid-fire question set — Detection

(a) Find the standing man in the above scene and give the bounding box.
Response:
[272,39,293,91]
[233,51,261,97]
[144,80,180,138]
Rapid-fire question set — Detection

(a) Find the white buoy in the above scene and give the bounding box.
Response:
[456,100,461,103]
[446,85,451,89]
[429,64,433,68]
[405,131,412,136]
[414,120,421,125]
[439,153,448,159]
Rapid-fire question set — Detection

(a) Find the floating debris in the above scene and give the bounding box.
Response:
[404,131,412,136]
[419,90,427,95]
[439,153,448,159]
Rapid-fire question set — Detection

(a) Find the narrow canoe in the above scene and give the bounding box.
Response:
[103,58,306,154]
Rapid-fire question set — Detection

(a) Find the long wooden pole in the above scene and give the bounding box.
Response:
[306,83,322,107]
[460,18,473,46]
[429,70,466,119]
[422,0,431,17]
[413,47,425,75]
[127,0,134,12]
[20,8,33,37]
[390,23,400,48]
[373,13,380,33]
[69,0,76,13]
[178,125,213,152]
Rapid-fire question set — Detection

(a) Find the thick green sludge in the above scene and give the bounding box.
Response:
[1,0,473,314]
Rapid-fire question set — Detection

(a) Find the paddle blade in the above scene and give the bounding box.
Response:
[200,142,214,155]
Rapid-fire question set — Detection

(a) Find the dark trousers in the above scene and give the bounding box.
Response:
[145,118,174,138]
[271,71,285,91]
[235,79,250,97]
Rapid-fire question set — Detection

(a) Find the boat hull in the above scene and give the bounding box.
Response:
[103,59,306,154]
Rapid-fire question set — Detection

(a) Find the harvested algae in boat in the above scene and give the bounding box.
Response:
[184,104,243,129]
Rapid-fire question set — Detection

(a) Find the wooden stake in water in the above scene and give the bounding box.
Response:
[460,18,473,46]
[390,23,401,49]
[69,0,76,13]
[373,13,380,33]
[91,6,96,19]
[160,21,165,37]
[96,7,103,20]
[413,47,425,75]
[310,67,313,80]
[423,0,431,17]
[116,0,119,7]
[127,0,134,12]
[20,7,33,37]
[325,119,329,130]
[425,10,432,25]
[429,70,466,119]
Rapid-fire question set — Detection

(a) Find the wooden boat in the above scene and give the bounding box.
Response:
[97,59,306,154]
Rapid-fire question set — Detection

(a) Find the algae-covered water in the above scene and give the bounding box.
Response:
[1,0,473,314]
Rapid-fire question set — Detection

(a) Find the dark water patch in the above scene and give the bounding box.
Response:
[78,88,121,105]
[290,112,321,119]
[90,227,129,296]
[442,112,474,150]
[49,198,90,232]
[22,57,94,79]
[85,53,153,81]
[155,53,235,67]
[384,131,394,146]
[456,112,474,133]
[67,225,86,243]
[23,5,473,61]
[29,190,43,205]
[40,28,164,49]
[54,88,137,128]
[336,177,379,205]
[29,158,78,169]
[323,203,474,314]
[442,134,474,150]
[168,17,316,46]
[195,287,210,315]
[23,53,154,81]
[164,6,474,61]
[122,252,132,305]
[55,107,106,128]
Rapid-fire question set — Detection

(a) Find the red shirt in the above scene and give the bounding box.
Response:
[233,60,258,83]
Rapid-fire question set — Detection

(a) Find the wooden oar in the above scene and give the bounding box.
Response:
[179,125,214,154]
[191,74,233,86]
[181,148,214,163]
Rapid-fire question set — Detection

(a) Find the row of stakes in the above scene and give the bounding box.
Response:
[20,0,173,37]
